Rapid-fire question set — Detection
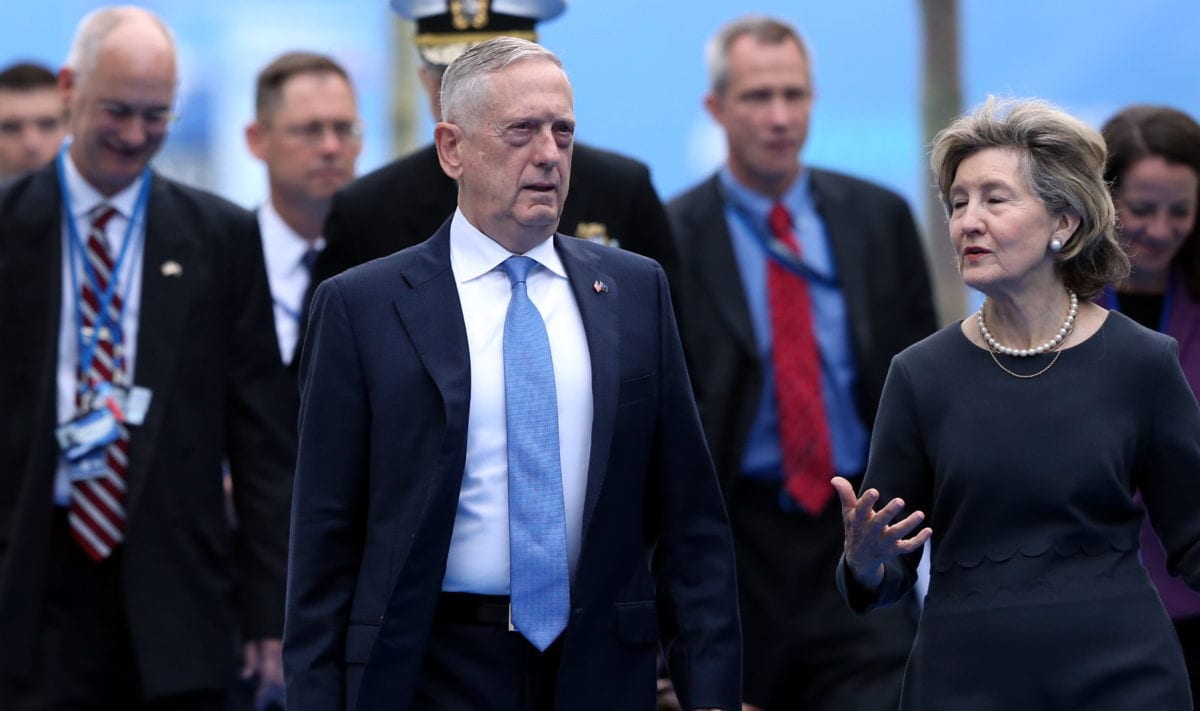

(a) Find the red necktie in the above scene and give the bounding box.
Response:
[767,202,834,515]
[70,205,130,561]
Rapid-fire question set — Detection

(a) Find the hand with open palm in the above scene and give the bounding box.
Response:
[831,477,932,591]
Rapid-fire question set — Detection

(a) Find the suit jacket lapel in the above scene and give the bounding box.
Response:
[391,222,472,496]
[10,167,67,527]
[11,169,66,469]
[811,170,874,360]
[126,175,195,514]
[684,176,757,359]
[554,235,619,540]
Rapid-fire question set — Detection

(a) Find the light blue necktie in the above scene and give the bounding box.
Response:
[500,255,570,651]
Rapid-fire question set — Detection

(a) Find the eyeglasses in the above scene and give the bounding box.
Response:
[97,100,176,129]
[277,120,363,145]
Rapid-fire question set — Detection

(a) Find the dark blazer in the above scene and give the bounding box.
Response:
[314,142,678,288]
[667,170,937,488]
[284,222,741,711]
[0,164,296,698]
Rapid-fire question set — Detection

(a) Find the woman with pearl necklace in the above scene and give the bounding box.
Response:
[831,97,1200,709]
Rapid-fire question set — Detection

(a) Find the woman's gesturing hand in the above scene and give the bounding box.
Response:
[830,476,932,591]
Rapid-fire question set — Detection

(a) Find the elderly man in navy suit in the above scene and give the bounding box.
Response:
[283,36,741,711]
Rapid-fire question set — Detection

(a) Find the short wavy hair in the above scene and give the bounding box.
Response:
[1102,105,1200,299]
[931,96,1129,299]
[706,15,809,97]
[440,36,564,131]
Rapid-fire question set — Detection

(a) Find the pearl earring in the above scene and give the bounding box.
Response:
[1049,238,1063,253]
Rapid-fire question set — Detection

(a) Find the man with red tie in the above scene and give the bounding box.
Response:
[0,7,293,709]
[667,15,936,711]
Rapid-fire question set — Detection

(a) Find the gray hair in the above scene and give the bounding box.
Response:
[706,15,810,96]
[931,96,1129,298]
[65,6,176,86]
[440,36,564,129]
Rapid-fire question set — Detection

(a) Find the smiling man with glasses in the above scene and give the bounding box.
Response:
[245,51,362,369]
[0,7,295,709]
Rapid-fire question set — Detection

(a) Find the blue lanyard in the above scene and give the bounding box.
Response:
[1104,280,1174,332]
[273,296,302,323]
[57,148,151,395]
[721,186,839,289]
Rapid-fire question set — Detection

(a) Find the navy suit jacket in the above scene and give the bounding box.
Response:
[283,220,741,711]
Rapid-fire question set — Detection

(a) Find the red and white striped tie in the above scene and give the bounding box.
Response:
[70,204,130,561]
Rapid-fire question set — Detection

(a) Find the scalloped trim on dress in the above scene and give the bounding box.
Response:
[930,538,1140,573]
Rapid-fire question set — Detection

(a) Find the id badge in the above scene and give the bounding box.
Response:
[89,382,127,422]
[67,451,109,482]
[86,384,152,426]
[55,407,120,462]
[124,386,152,426]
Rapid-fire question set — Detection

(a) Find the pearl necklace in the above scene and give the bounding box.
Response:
[978,289,1078,357]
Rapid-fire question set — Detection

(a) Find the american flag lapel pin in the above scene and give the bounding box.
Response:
[593,279,608,294]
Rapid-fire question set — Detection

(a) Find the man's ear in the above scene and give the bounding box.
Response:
[245,121,267,161]
[434,121,464,180]
[703,92,722,127]
[57,67,76,116]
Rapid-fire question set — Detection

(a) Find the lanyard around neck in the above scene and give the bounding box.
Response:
[720,183,839,288]
[57,147,152,393]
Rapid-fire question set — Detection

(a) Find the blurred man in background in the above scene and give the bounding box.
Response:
[232,47,364,711]
[312,0,678,313]
[0,7,293,709]
[246,50,362,369]
[668,15,936,711]
[0,61,66,181]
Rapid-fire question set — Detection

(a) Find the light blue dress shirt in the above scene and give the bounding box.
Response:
[719,167,869,481]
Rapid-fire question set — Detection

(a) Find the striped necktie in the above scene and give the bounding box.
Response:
[70,204,131,561]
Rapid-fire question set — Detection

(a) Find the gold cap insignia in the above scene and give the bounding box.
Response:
[574,222,619,248]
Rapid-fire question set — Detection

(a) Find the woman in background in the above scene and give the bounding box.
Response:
[1100,104,1200,707]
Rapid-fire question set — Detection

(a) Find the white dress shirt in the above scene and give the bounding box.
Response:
[258,201,324,365]
[54,153,147,505]
[441,209,593,594]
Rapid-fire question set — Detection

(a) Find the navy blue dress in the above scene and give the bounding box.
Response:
[840,313,1200,709]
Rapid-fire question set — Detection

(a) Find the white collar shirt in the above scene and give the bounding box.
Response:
[441,208,593,594]
[258,200,324,365]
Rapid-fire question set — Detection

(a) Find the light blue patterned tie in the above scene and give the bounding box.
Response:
[500,255,570,651]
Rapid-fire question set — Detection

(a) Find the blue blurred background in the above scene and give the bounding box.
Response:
[5,0,1199,312]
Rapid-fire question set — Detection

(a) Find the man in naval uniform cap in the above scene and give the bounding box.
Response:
[311,0,680,307]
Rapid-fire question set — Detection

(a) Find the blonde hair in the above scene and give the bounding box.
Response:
[931,96,1129,298]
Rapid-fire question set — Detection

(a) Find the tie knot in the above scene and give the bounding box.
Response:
[500,255,537,286]
[300,248,320,275]
[768,202,792,239]
[90,204,118,231]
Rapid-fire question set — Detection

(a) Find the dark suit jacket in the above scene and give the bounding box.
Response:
[0,164,296,697]
[284,222,741,711]
[314,142,678,288]
[667,170,937,491]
